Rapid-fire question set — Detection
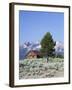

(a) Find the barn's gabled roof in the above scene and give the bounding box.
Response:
[27,50,40,55]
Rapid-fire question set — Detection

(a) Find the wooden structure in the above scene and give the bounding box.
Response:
[26,50,40,59]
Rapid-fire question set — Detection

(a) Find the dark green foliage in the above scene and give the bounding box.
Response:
[56,54,64,58]
[40,32,56,57]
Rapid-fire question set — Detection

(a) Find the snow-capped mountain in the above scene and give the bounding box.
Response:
[23,42,41,51]
[23,42,31,48]
[19,41,64,60]
[54,41,64,56]
[55,41,64,52]
[23,41,64,52]
[19,42,41,60]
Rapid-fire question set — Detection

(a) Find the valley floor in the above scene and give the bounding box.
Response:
[19,58,64,79]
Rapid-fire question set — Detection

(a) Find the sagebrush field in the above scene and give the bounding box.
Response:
[19,58,64,79]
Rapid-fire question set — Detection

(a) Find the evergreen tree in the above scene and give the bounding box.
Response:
[40,32,56,57]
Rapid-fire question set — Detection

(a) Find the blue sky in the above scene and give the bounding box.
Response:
[19,10,64,45]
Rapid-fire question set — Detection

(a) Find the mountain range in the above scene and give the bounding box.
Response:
[19,41,64,60]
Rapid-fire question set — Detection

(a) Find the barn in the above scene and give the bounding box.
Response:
[26,50,41,59]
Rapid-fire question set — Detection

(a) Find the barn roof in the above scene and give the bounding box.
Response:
[26,50,40,55]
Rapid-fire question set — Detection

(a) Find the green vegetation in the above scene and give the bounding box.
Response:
[48,57,64,62]
[40,32,56,57]
[19,58,64,79]
[56,54,64,58]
